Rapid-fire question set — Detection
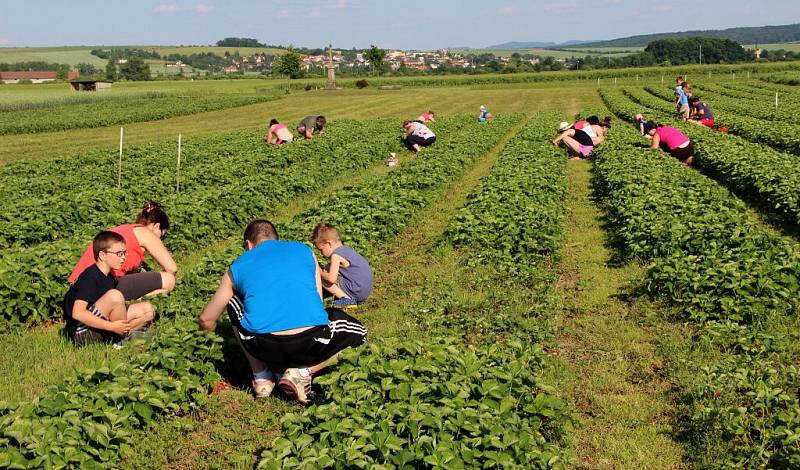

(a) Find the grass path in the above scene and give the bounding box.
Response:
[547,159,690,469]
[121,119,524,469]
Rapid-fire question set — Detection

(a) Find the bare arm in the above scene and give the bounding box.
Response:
[267,127,276,144]
[198,270,234,331]
[313,254,323,300]
[136,227,177,274]
[650,133,660,149]
[72,300,129,335]
[320,253,349,284]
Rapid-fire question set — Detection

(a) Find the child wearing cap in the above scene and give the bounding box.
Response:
[553,121,594,160]
[478,105,494,122]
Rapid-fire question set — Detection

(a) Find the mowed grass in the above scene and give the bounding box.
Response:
[0,46,107,67]
[0,82,602,164]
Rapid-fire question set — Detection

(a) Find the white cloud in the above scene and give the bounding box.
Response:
[497,5,520,15]
[153,3,215,14]
[193,3,215,13]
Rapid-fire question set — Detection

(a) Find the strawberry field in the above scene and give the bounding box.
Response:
[2,74,800,467]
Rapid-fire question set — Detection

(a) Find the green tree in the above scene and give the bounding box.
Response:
[274,47,304,79]
[119,57,151,81]
[366,45,386,75]
[105,58,117,81]
[76,63,99,76]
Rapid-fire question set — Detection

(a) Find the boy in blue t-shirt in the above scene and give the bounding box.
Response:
[63,231,155,346]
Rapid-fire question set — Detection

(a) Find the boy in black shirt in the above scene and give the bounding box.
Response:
[63,231,155,346]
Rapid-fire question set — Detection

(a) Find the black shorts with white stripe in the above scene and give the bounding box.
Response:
[226,296,366,371]
[66,304,117,346]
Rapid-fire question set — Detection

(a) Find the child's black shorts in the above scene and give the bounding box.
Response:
[227,296,367,371]
[64,304,118,346]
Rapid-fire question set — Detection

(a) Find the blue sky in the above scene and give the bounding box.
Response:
[1,0,798,49]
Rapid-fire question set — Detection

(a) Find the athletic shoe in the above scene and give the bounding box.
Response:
[332,297,358,308]
[278,368,312,404]
[252,378,275,399]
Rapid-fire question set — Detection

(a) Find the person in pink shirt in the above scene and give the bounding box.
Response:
[644,122,695,166]
[416,111,435,123]
[266,119,294,145]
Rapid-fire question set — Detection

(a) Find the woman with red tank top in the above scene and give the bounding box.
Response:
[644,121,695,166]
[68,202,177,300]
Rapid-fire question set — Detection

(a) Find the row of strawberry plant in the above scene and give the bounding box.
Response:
[603,87,800,228]
[0,92,280,135]
[257,113,575,469]
[0,120,402,248]
[697,82,800,111]
[643,85,800,155]
[592,123,800,467]
[0,118,429,329]
[0,115,517,468]
[693,84,798,121]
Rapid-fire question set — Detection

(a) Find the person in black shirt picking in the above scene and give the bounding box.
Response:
[63,231,155,346]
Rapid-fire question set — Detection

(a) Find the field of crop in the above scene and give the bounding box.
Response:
[0,45,286,68]
[1,68,800,467]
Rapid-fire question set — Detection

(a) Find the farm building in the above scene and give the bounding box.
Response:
[0,70,78,84]
[69,80,112,91]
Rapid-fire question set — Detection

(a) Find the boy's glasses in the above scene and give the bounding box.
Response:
[105,250,128,258]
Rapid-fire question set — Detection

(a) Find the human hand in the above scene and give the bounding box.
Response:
[109,320,131,336]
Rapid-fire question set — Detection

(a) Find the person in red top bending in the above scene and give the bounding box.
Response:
[68,202,177,300]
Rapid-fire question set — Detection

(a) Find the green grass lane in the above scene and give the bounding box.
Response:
[546,159,689,468]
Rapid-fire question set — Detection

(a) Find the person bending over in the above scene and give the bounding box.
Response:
[689,97,715,128]
[644,121,695,166]
[417,111,435,123]
[310,223,373,309]
[69,202,176,301]
[198,220,366,404]
[64,231,155,346]
[266,118,294,145]
[297,115,326,139]
[402,120,436,153]
[553,121,594,160]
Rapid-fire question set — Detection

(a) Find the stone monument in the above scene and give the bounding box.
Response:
[325,44,340,90]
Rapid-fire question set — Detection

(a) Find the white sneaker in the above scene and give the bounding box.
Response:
[252,378,275,398]
[278,368,312,404]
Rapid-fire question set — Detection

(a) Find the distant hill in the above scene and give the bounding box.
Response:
[579,23,800,48]
[487,40,599,49]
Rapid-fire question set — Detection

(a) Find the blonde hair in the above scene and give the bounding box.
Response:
[310,223,341,244]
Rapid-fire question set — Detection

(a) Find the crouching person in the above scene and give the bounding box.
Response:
[63,231,155,346]
[198,220,366,404]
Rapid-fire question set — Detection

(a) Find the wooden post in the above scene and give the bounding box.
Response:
[597,77,600,86]
[776,92,779,109]
[747,71,750,79]
[614,77,617,85]
[661,75,664,84]
[117,127,123,189]
[176,134,182,193]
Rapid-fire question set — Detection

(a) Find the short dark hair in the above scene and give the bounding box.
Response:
[243,219,278,246]
[643,121,659,134]
[93,231,125,261]
[586,115,600,125]
[135,201,169,231]
[269,118,279,126]
[315,116,326,129]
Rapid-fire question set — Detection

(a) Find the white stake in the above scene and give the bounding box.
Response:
[661,75,664,84]
[117,127,123,189]
[747,71,750,79]
[614,77,617,85]
[176,134,182,193]
[776,92,779,109]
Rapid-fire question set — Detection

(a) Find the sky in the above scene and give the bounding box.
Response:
[1,0,799,50]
